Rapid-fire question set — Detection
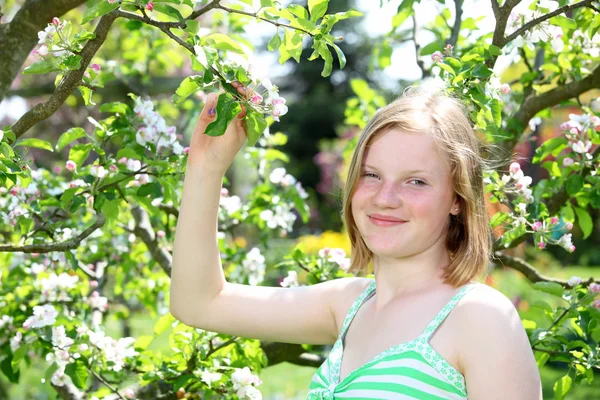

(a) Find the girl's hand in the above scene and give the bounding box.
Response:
[187,81,248,174]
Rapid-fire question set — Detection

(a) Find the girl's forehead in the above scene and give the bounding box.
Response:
[363,129,449,169]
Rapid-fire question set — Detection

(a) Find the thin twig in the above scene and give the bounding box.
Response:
[0,214,105,253]
[504,0,594,46]
[216,4,314,37]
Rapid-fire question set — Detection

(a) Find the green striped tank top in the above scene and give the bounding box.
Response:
[307,279,478,399]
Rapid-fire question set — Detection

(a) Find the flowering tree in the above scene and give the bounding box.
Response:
[0,0,600,399]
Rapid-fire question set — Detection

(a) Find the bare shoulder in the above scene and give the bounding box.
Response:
[327,277,373,335]
[454,283,543,399]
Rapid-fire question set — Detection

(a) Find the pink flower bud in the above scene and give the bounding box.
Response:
[54,165,62,174]
[551,216,559,225]
[183,147,190,155]
[157,230,166,238]
[145,1,154,10]
[177,133,183,139]
[90,63,101,73]
[66,160,76,171]
[532,221,543,231]
[83,71,91,79]
[10,187,19,196]
[52,17,60,26]
[90,280,98,288]
[563,157,574,167]
[566,222,573,230]
[109,165,117,171]
[118,157,128,164]
[108,0,118,3]
[251,93,263,104]
[88,263,95,270]
[594,299,600,309]
[569,245,576,253]
[537,241,546,249]
[38,44,49,56]
[500,84,511,95]
[431,51,444,63]
[123,388,135,399]
[221,188,229,196]
[509,162,521,174]
[589,282,600,294]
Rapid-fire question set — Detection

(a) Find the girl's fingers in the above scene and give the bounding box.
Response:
[195,93,218,134]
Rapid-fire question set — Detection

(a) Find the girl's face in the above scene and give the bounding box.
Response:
[351,128,459,259]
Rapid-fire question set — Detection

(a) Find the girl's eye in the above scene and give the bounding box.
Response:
[362,172,379,179]
[409,179,426,186]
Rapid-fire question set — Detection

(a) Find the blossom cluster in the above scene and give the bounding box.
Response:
[559,112,600,171]
[269,167,309,199]
[259,198,297,232]
[33,18,68,59]
[318,247,350,272]
[231,366,263,399]
[133,97,185,156]
[507,0,564,53]
[280,270,299,287]
[568,277,600,309]
[498,162,534,203]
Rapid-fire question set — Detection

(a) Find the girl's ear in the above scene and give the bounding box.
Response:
[450,197,461,215]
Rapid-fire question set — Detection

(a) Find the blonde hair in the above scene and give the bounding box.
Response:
[341,85,492,287]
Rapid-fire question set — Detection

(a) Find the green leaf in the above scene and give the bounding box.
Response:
[0,356,20,383]
[553,374,572,400]
[65,360,88,389]
[532,137,568,163]
[69,143,93,167]
[22,60,59,75]
[392,0,414,28]
[78,85,95,106]
[101,199,120,222]
[153,3,184,21]
[154,313,175,335]
[62,55,82,70]
[490,211,509,228]
[60,188,78,211]
[82,0,120,24]
[14,138,53,152]
[319,45,333,77]
[172,76,202,106]
[488,44,503,56]
[532,281,564,298]
[11,345,28,373]
[267,33,282,51]
[566,174,584,196]
[99,102,130,115]
[288,4,308,19]
[489,98,501,128]
[551,15,577,30]
[134,335,154,351]
[204,93,242,137]
[204,33,246,55]
[437,62,456,76]
[260,0,273,7]
[331,43,346,69]
[420,41,442,56]
[243,110,268,146]
[575,207,593,239]
[308,0,328,23]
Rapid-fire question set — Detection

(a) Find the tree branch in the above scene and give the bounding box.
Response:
[9,12,118,142]
[494,251,600,287]
[488,0,522,68]
[411,14,427,79]
[215,4,315,37]
[0,0,87,102]
[504,0,594,47]
[0,214,105,253]
[448,0,463,48]
[507,64,600,148]
[131,205,172,276]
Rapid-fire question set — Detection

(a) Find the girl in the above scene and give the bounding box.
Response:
[170,82,542,399]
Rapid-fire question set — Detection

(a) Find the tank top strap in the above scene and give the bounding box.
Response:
[419,282,478,342]
[339,280,376,340]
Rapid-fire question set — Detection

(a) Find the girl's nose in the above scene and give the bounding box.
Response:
[372,182,402,209]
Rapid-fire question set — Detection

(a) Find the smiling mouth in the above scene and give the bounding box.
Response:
[368,216,407,226]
